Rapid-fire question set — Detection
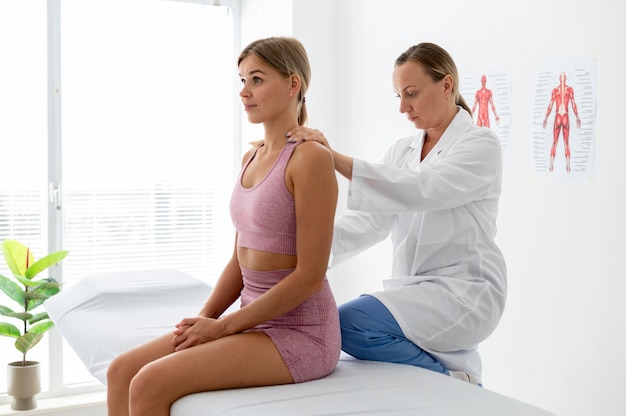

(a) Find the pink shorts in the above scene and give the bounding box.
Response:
[240,266,341,383]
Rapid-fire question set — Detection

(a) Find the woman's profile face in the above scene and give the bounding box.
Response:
[238,54,292,125]
[392,61,450,131]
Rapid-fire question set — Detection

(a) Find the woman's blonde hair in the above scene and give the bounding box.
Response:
[395,42,471,116]
[238,37,311,126]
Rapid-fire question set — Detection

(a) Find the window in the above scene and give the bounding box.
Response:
[1,0,237,401]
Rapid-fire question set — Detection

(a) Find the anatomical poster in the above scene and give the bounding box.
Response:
[460,71,512,166]
[531,60,596,179]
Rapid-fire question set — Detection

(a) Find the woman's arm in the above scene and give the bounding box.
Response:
[196,146,259,318]
[289,117,502,213]
[196,238,243,319]
[172,235,244,350]
[349,130,502,213]
[331,150,354,180]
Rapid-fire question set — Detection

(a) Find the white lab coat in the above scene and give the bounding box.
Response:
[330,108,507,382]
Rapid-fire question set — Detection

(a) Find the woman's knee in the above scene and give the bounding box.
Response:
[128,362,170,412]
[107,353,133,387]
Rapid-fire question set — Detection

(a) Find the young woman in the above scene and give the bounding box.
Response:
[106,37,340,416]
[287,42,507,385]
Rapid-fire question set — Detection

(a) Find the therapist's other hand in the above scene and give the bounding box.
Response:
[172,317,225,351]
[286,127,331,150]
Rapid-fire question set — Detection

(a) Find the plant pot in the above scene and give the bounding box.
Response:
[7,361,41,411]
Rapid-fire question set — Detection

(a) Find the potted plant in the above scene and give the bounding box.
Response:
[0,239,68,410]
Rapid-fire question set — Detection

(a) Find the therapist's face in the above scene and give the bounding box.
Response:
[393,61,452,131]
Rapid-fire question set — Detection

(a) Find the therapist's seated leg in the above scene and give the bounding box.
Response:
[339,294,448,374]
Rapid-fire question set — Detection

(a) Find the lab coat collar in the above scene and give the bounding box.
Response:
[409,107,472,158]
[408,130,426,151]
[438,107,473,148]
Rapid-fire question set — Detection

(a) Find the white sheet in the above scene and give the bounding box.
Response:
[45,268,212,384]
[172,353,554,416]
[45,269,554,415]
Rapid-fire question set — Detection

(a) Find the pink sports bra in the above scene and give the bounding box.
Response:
[229,142,300,255]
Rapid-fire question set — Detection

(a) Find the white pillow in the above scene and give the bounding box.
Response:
[45,269,213,385]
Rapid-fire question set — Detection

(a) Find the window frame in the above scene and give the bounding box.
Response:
[0,0,241,404]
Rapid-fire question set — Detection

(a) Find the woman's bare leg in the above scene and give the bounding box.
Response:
[128,331,293,416]
[107,333,175,416]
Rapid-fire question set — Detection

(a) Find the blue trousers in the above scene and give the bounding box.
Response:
[339,295,448,375]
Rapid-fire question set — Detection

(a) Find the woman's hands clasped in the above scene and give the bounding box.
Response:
[172,317,226,351]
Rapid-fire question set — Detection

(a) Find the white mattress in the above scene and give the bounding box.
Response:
[172,352,554,415]
[45,268,213,384]
[45,269,554,416]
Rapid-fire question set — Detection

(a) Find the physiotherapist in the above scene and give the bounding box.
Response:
[286,42,507,385]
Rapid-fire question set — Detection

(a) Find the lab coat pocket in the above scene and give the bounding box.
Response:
[383,275,431,289]
[419,264,469,278]
[382,264,470,290]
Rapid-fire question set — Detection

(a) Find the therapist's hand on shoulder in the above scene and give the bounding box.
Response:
[286,126,331,150]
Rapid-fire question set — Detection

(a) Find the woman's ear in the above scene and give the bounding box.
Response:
[289,74,301,98]
[442,74,454,97]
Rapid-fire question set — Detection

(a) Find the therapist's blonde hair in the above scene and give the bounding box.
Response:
[395,42,472,117]
[238,37,310,126]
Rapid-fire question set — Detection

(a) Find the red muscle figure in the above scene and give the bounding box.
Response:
[542,72,581,173]
[472,74,499,127]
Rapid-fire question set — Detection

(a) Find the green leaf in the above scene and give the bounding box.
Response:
[0,305,16,316]
[1,240,33,278]
[15,274,42,288]
[29,320,54,335]
[24,291,49,301]
[29,312,49,325]
[1,240,67,359]
[5,312,32,322]
[25,250,69,280]
[33,280,62,293]
[15,332,44,354]
[27,282,61,310]
[0,274,25,305]
[0,322,21,338]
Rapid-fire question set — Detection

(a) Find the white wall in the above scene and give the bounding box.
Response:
[242,1,625,415]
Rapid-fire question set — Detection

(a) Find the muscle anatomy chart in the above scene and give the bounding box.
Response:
[532,60,596,178]
[460,71,511,165]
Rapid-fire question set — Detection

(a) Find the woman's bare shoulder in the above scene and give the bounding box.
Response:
[291,140,333,163]
[288,141,336,186]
